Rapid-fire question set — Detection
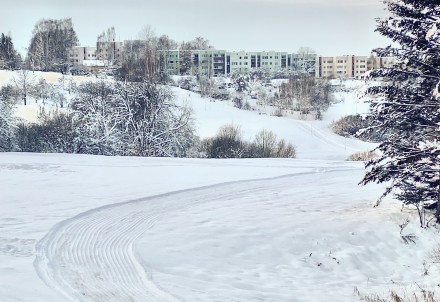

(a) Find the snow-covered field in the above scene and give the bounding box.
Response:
[1,71,439,301]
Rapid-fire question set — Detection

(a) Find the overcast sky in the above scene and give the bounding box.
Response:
[2,0,389,56]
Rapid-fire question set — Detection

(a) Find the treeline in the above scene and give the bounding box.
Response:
[1,80,296,159]
[0,33,22,70]
[27,18,78,72]
[116,29,211,82]
[1,80,198,157]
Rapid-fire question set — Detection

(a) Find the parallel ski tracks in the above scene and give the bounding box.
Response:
[34,168,356,302]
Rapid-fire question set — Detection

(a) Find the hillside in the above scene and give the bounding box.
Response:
[0,72,438,302]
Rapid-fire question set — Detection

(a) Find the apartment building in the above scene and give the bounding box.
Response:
[316,55,396,78]
[367,55,396,70]
[160,49,290,77]
[290,53,316,74]
[160,49,180,75]
[228,51,289,73]
[69,46,97,65]
[96,41,123,65]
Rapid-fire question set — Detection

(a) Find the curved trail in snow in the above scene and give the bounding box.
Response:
[34,167,357,302]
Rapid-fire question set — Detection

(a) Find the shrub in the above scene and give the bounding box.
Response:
[274,139,296,158]
[202,126,296,159]
[16,111,82,153]
[178,76,197,91]
[203,124,247,158]
[242,100,253,111]
[272,107,283,117]
[346,151,377,161]
[251,129,278,158]
[331,115,386,143]
[249,130,296,158]
[233,97,243,109]
[354,287,439,302]
[430,244,440,264]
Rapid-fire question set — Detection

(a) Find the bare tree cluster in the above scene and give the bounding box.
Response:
[118,26,178,82]
[279,74,332,119]
[26,18,78,72]
[97,27,117,66]
[70,80,197,156]
[202,124,295,159]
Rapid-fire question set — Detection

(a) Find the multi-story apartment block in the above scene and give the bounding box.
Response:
[160,49,180,75]
[69,46,97,65]
[96,41,123,65]
[192,50,214,77]
[290,53,316,74]
[227,51,252,74]
[316,55,395,78]
[160,49,290,77]
[366,55,396,70]
[70,43,394,80]
[69,41,124,71]
[212,50,227,76]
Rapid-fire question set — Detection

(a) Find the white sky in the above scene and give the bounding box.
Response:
[1,0,389,56]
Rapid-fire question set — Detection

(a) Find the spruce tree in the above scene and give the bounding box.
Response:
[361,0,440,226]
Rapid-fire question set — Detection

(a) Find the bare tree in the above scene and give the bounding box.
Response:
[26,18,78,72]
[13,69,34,106]
[97,27,117,66]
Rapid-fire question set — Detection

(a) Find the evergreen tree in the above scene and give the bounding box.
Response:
[361,0,440,226]
[0,33,21,70]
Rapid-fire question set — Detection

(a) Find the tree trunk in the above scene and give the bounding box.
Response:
[436,186,440,223]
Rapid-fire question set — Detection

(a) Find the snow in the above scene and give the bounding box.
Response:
[174,83,374,160]
[82,60,106,67]
[426,23,438,41]
[1,71,439,301]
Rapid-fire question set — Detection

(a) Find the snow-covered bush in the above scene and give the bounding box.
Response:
[346,151,377,162]
[331,115,385,143]
[248,129,296,158]
[72,80,197,157]
[202,124,247,158]
[16,111,81,153]
[354,287,438,302]
[178,76,197,91]
[202,126,296,159]
[0,93,16,151]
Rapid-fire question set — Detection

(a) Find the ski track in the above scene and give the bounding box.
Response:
[34,167,357,302]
